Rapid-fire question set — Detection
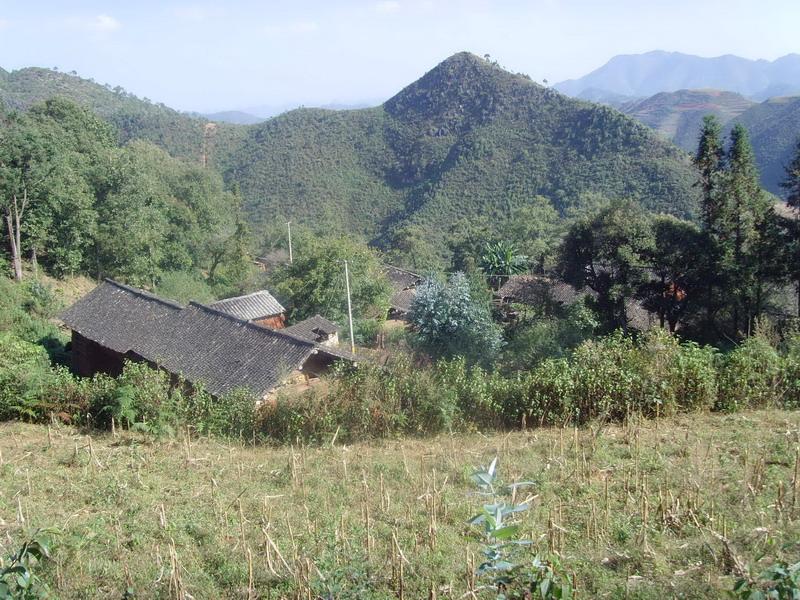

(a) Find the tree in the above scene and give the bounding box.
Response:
[480,240,528,291]
[716,124,775,334]
[782,137,800,315]
[409,272,503,365]
[693,115,725,232]
[267,232,391,326]
[558,199,653,332]
[507,196,562,273]
[636,215,707,333]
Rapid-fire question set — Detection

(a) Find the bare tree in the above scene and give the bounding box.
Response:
[4,188,27,281]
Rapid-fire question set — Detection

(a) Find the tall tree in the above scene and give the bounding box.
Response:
[781,137,800,315]
[558,199,653,332]
[693,115,725,233]
[717,124,776,335]
[637,215,707,333]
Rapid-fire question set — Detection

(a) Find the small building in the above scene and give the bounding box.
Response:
[283,315,340,347]
[383,265,422,319]
[60,280,357,401]
[209,290,286,329]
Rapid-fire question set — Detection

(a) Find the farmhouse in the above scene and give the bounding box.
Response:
[60,280,356,400]
[384,265,422,319]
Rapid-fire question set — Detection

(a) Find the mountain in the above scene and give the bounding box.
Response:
[0,55,701,255]
[620,89,756,151]
[735,96,800,195]
[226,52,699,249]
[556,51,800,102]
[204,110,264,125]
[0,66,246,163]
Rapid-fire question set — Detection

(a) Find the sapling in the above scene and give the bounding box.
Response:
[467,457,573,599]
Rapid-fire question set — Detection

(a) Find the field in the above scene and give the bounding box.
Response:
[1,411,800,598]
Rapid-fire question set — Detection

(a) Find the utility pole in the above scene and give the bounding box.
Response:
[344,260,355,354]
[287,221,293,263]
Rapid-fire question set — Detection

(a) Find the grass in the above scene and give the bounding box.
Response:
[1,411,800,598]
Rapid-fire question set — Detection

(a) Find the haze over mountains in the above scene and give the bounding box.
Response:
[555,50,800,103]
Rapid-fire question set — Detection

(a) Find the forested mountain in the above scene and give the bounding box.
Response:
[203,110,264,125]
[226,52,699,252]
[735,96,800,196]
[0,66,246,164]
[620,89,755,151]
[618,88,800,195]
[2,54,705,257]
[556,51,800,103]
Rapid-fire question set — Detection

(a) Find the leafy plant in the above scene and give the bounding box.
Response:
[732,560,800,599]
[468,457,572,599]
[0,530,54,599]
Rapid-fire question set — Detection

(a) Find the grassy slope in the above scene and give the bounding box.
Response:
[2,411,799,598]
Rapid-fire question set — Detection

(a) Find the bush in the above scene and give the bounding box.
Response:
[0,333,54,421]
[717,333,783,411]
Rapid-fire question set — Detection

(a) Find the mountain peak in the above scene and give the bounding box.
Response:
[384,51,538,130]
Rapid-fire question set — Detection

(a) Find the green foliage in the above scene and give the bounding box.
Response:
[558,199,654,332]
[0,529,54,599]
[0,333,52,421]
[717,329,784,412]
[468,458,572,599]
[733,559,800,599]
[267,231,390,327]
[410,272,504,365]
[480,240,528,290]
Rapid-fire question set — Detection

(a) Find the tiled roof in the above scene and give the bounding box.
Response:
[60,280,314,398]
[383,265,421,292]
[390,288,417,314]
[208,290,285,321]
[497,275,589,306]
[283,315,339,341]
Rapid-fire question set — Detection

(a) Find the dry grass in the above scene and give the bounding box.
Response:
[2,410,800,598]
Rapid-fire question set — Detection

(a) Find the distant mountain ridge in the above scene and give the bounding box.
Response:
[557,51,800,103]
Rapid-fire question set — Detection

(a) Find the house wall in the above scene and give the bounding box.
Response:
[71,331,126,377]
[253,314,286,329]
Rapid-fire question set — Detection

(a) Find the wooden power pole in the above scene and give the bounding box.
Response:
[344,260,355,353]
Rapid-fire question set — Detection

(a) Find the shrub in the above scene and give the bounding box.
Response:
[717,333,783,411]
[0,333,54,421]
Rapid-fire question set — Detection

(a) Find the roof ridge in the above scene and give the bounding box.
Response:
[383,264,421,277]
[190,302,316,348]
[210,289,278,305]
[103,278,185,310]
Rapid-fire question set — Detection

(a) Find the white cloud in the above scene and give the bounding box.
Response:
[375,1,401,13]
[264,21,320,35]
[65,14,121,34]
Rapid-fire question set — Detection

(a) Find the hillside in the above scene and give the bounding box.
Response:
[621,89,756,150]
[556,51,800,103]
[0,66,246,164]
[227,52,700,250]
[204,110,264,125]
[735,95,800,195]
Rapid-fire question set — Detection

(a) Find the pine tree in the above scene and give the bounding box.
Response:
[781,137,800,315]
[693,115,725,232]
[719,124,774,334]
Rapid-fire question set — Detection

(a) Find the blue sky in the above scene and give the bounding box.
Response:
[0,0,797,113]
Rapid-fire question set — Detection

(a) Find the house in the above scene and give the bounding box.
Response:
[60,280,357,401]
[383,265,422,319]
[496,274,656,331]
[209,290,286,329]
[283,314,340,347]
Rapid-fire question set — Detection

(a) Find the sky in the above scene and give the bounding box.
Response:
[0,0,798,114]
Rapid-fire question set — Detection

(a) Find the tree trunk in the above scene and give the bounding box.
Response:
[5,211,22,282]
[31,246,38,278]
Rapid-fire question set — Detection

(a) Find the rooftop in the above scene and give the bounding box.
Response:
[208,290,285,321]
[60,280,331,397]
